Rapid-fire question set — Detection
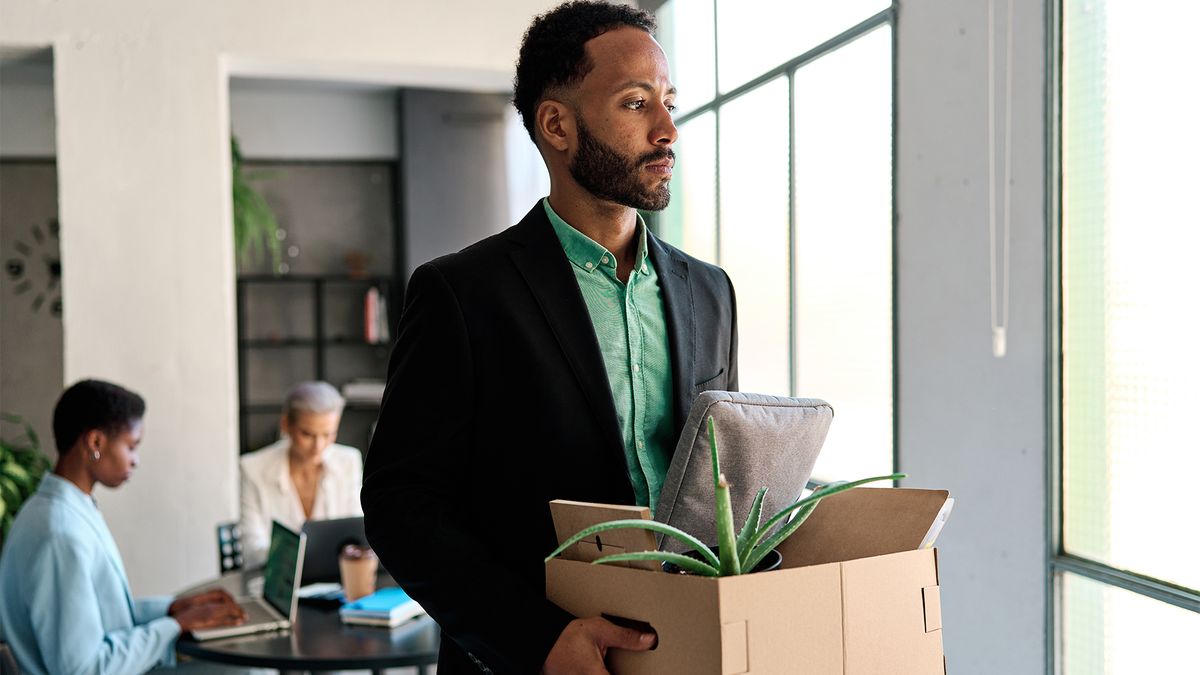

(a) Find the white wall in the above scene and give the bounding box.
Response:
[897,1,1047,672]
[0,58,55,157]
[229,79,398,160]
[0,0,558,595]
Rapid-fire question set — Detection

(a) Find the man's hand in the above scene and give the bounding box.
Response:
[169,588,247,632]
[542,617,657,675]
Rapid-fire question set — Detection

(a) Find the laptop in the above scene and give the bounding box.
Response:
[299,516,367,585]
[192,520,307,641]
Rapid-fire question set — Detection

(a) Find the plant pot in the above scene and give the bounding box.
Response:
[661,546,783,575]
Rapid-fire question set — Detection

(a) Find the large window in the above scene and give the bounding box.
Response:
[655,1,894,480]
[1057,1,1200,672]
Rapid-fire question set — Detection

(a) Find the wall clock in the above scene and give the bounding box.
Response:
[5,217,61,318]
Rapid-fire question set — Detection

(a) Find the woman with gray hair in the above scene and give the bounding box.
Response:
[239,381,363,568]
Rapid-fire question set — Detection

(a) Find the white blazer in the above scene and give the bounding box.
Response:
[239,438,364,568]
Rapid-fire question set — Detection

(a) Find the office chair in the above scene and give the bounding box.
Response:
[0,640,20,675]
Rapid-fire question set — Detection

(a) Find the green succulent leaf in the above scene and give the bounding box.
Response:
[742,499,820,571]
[715,476,741,576]
[545,518,720,569]
[736,486,768,563]
[591,551,721,577]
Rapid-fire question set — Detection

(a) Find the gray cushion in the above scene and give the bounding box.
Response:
[654,391,833,552]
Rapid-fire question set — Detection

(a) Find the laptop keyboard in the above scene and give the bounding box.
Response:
[241,598,283,625]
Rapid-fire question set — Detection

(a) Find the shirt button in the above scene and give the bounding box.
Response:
[637,441,644,449]
[632,363,641,373]
[585,261,593,270]
[601,255,610,265]
[641,264,648,273]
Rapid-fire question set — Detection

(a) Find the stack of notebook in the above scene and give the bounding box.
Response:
[338,586,426,627]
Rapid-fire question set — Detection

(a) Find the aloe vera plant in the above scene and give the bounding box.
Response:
[545,416,905,577]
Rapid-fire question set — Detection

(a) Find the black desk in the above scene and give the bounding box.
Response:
[175,572,439,673]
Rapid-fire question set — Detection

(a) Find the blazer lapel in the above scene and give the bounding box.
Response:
[647,233,694,444]
[507,205,628,472]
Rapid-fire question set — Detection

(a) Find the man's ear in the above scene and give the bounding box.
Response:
[536,99,574,153]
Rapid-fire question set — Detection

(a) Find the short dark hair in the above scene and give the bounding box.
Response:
[513,0,657,142]
[52,379,145,455]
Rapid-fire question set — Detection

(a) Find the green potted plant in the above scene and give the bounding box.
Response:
[231,137,282,273]
[0,413,52,548]
[546,416,904,577]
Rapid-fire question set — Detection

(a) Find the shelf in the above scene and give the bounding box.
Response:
[240,338,318,348]
[240,337,390,348]
[238,274,392,284]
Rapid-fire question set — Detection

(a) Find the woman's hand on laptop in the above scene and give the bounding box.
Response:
[170,589,248,632]
[169,588,238,616]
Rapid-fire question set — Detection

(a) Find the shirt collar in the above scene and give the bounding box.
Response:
[39,472,99,511]
[543,198,651,277]
[272,437,336,489]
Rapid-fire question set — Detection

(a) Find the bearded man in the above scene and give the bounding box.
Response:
[362,2,739,673]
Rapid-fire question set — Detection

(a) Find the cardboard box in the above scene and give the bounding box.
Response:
[546,488,949,675]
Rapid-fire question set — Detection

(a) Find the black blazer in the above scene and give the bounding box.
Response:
[362,202,738,674]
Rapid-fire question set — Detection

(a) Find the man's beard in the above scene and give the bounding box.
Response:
[569,117,673,211]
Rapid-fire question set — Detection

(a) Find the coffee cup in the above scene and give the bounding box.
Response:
[339,544,379,601]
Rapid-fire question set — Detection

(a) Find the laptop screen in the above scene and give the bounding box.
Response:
[262,521,303,618]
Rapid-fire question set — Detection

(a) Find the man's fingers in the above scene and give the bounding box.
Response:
[590,618,657,652]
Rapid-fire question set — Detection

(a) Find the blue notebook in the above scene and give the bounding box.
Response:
[338,587,425,626]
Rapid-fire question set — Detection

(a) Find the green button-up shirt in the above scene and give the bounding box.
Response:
[544,199,675,514]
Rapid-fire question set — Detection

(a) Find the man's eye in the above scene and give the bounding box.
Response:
[666,103,678,113]
[624,100,647,110]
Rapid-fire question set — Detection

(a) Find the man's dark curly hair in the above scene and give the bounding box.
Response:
[513,1,657,142]
[52,379,145,455]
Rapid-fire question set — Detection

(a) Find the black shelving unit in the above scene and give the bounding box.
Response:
[235,274,397,454]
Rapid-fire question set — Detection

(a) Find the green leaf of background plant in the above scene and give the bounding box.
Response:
[591,551,720,577]
[2,461,33,494]
[0,476,21,509]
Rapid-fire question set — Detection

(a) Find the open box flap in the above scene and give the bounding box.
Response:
[778,487,952,568]
[549,500,659,571]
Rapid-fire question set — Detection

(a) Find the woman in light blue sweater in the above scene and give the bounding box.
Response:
[0,380,246,675]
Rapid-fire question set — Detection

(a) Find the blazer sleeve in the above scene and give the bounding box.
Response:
[28,539,179,675]
[725,268,739,392]
[362,263,573,675]
[130,596,172,625]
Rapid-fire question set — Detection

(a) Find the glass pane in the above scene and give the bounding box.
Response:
[1062,0,1200,590]
[718,77,790,396]
[716,0,888,93]
[793,26,892,481]
[655,0,716,115]
[658,112,717,263]
[1061,572,1200,675]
